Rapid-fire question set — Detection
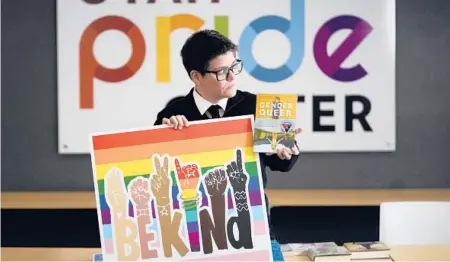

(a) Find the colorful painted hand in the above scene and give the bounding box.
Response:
[174,158,202,252]
[174,158,201,201]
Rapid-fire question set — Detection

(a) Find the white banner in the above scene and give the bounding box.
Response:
[57,0,396,154]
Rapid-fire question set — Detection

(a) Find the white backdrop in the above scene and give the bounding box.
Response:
[57,0,396,154]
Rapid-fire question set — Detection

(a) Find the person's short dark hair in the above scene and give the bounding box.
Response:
[180,29,238,78]
[165,96,185,107]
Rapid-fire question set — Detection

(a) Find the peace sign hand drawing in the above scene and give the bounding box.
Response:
[150,154,171,205]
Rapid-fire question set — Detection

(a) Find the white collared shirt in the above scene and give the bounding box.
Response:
[193,88,228,118]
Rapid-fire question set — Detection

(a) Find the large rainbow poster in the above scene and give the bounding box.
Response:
[90,115,273,261]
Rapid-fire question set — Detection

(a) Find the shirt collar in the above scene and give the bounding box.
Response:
[193,88,228,115]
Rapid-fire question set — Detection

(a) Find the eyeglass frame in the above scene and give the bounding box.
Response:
[204,59,244,81]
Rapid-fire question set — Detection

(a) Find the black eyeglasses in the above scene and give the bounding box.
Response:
[205,60,243,81]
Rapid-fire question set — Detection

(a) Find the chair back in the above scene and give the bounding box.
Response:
[379,201,450,245]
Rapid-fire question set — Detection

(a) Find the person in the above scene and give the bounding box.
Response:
[165,95,185,107]
[153,29,300,261]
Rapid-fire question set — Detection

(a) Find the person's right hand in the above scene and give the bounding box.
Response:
[162,115,189,130]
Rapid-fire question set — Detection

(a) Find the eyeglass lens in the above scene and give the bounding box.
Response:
[217,62,242,80]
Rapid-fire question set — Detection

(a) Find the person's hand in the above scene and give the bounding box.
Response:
[266,128,302,160]
[266,146,299,160]
[162,115,189,130]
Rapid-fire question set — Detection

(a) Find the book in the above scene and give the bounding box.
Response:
[307,246,351,261]
[253,94,298,153]
[343,241,391,260]
[280,242,338,256]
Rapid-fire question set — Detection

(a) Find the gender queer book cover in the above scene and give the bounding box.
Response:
[253,94,298,153]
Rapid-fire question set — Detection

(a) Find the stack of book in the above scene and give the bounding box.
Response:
[343,241,391,261]
[281,241,392,261]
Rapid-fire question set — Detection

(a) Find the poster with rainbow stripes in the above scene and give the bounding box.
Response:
[90,115,273,261]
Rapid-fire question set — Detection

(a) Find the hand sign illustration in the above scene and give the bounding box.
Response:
[129,177,150,209]
[204,168,228,196]
[175,158,201,181]
[226,148,253,250]
[226,149,248,192]
[174,158,201,201]
[104,167,140,261]
[174,158,202,252]
[150,154,189,258]
[105,167,128,219]
[128,177,158,259]
[150,154,171,206]
[175,158,201,197]
[200,168,229,254]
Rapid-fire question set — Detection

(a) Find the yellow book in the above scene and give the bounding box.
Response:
[253,94,298,153]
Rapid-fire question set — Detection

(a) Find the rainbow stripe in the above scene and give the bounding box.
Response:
[91,116,268,256]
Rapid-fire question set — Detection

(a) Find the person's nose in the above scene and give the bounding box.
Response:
[226,71,236,82]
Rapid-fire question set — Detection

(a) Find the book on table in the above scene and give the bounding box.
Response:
[343,241,391,260]
[280,241,338,256]
[307,246,351,261]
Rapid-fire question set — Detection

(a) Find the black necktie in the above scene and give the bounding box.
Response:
[207,105,221,119]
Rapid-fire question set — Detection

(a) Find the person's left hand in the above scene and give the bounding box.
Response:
[266,128,301,160]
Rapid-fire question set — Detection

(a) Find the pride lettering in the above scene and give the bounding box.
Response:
[79,0,373,109]
[313,15,373,82]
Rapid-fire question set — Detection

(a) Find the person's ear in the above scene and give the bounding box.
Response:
[190,70,203,85]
